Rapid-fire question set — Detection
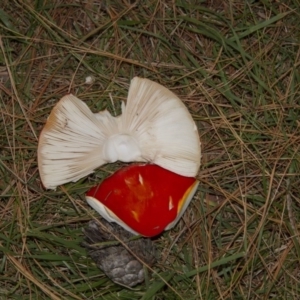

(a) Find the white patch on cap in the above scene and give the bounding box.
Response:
[138,173,144,185]
[169,196,174,210]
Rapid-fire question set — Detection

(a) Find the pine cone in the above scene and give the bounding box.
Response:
[81,219,156,287]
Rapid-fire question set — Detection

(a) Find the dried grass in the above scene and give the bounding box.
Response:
[1,0,300,299]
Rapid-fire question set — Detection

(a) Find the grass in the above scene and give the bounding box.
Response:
[1,0,300,299]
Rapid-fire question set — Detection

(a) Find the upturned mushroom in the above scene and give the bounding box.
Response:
[38,77,201,189]
[86,164,199,237]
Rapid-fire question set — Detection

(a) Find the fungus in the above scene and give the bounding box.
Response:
[86,164,199,237]
[38,77,201,189]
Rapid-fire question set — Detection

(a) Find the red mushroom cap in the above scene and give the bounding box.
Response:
[86,164,199,237]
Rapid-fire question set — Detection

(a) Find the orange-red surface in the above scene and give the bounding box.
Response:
[87,164,197,237]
